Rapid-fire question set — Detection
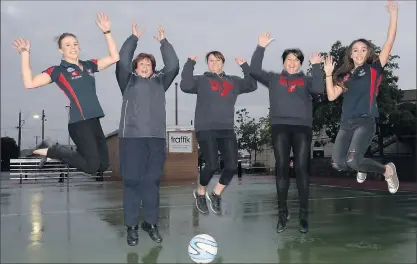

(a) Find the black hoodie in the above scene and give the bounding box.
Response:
[249,45,324,127]
[180,58,257,132]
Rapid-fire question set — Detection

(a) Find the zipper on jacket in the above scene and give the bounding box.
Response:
[123,100,128,137]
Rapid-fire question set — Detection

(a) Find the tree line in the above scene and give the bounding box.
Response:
[235,40,416,162]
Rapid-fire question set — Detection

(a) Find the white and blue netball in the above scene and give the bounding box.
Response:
[188,234,218,263]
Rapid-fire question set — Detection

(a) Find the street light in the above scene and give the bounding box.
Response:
[32,110,46,140]
[65,105,71,146]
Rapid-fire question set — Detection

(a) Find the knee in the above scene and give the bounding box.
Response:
[275,158,288,172]
[346,151,360,171]
[224,161,237,174]
[331,158,348,171]
[205,163,218,175]
[123,176,140,188]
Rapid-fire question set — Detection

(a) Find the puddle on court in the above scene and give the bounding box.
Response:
[345,241,380,250]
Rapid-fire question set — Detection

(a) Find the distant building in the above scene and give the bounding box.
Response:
[400,89,416,104]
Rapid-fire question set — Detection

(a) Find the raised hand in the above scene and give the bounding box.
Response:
[309,53,323,64]
[13,38,30,54]
[189,56,197,61]
[235,57,246,65]
[132,21,145,38]
[96,12,111,32]
[153,25,165,42]
[323,56,335,76]
[386,0,398,14]
[258,32,275,48]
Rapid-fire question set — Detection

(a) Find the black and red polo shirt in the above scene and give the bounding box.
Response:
[340,58,383,121]
[43,59,105,124]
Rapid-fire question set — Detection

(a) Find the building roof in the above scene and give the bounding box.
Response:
[401,89,416,102]
[105,125,195,139]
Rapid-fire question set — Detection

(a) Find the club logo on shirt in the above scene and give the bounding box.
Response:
[86,69,94,77]
[209,80,234,97]
[67,67,75,73]
[287,84,297,92]
[358,69,366,77]
[279,76,304,93]
[70,70,82,80]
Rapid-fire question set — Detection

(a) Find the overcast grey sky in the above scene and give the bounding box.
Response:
[1,1,416,149]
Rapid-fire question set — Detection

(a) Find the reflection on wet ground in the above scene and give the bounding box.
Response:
[1,173,416,263]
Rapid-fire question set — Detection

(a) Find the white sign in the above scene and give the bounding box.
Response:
[168,132,193,153]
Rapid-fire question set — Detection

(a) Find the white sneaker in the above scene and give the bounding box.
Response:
[385,162,399,194]
[357,171,367,183]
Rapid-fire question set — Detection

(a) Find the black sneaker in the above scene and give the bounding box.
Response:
[277,208,290,233]
[299,209,308,233]
[141,222,162,243]
[193,189,209,214]
[206,191,221,215]
[126,225,139,246]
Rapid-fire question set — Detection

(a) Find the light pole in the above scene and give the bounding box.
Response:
[41,110,46,140]
[65,105,71,146]
[175,82,178,125]
[34,110,46,140]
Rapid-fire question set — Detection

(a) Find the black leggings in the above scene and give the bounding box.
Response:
[197,130,238,187]
[47,118,109,174]
[272,124,312,212]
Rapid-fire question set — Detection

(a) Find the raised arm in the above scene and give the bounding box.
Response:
[379,0,398,67]
[94,13,120,71]
[12,38,52,89]
[324,56,343,101]
[234,57,257,94]
[115,22,144,94]
[249,32,276,87]
[180,57,199,94]
[306,53,325,94]
[154,26,180,91]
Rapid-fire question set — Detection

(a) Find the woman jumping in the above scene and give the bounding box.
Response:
[180,51,257,215]
[115,23,179,246]
[325,0,399,193]
[13,13,119,177]
[249,32,325,233]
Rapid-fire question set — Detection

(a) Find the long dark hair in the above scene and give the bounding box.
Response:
[333,38,377,90]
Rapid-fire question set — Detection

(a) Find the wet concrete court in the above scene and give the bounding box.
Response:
[1,173,416,263]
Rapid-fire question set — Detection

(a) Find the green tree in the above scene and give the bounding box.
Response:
[234,108,268,162]
[310,40,403,154]
[1,137,19,171]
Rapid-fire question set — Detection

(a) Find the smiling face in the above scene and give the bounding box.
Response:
[283,53,302,74]
[206,51,225,74]
[136,58,153,78]
[350,41,369,67]
[281,49,304,75]
[59,35,79,61]
[134,53,155,78]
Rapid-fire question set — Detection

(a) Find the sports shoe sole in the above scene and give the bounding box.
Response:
[387,163,399,194]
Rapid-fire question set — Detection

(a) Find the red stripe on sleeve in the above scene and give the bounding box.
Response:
[45,67,54,75]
